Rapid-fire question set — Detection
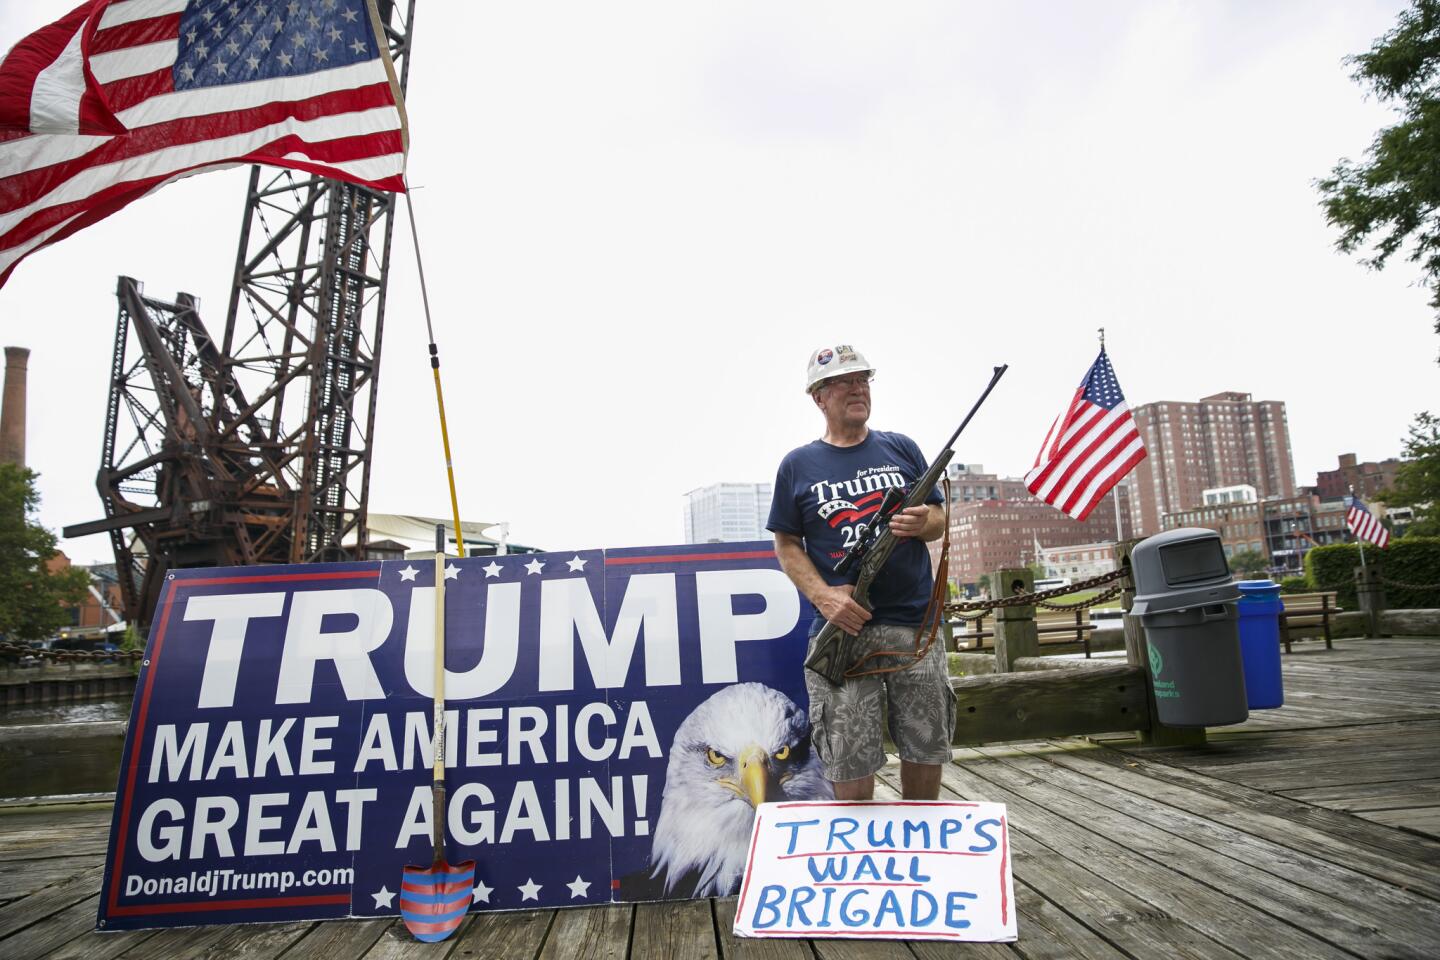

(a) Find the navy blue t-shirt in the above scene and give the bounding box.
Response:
[766,429,943,626]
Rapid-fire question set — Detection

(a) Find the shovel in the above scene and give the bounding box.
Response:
[400,526,475,942]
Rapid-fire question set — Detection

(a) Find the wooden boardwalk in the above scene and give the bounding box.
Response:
[2,636,1437,959]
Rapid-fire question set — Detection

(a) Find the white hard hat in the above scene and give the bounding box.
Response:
[805,344,874,394]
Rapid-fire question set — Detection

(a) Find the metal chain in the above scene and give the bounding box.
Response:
[946,567,1126,613]
[0,642,144,663]
[1034,583,1123,611]
[1376,574,1440,591]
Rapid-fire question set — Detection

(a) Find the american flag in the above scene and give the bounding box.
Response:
[1346,495,1390,549]
[1025,348,1147,522]
[0,0,407,288]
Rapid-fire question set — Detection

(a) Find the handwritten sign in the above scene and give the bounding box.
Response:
[733,801,1016,942]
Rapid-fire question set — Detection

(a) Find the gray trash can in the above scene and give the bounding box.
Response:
[1131,528,1248,727]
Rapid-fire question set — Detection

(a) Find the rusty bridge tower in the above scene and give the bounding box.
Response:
[66,2,418,631]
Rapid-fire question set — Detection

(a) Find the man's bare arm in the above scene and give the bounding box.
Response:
[773,532,872,635]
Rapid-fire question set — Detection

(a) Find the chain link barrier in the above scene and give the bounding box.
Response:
[1034,583,1124,611]
[945,567,1127,615]
[0,641,143,664]
[1377,573,1440,592]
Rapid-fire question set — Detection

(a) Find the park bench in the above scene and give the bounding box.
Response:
[1278,590,1338,653]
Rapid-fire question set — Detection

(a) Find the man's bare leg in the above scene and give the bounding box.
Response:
[901,760,942,799]
[832,774,875,800]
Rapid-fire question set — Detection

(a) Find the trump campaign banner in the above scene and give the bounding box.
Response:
[98,541,834,930]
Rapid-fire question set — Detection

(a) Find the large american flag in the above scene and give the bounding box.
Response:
[1346,495,1390,549]
[0,0,407,288]
[1025,348,1147,522]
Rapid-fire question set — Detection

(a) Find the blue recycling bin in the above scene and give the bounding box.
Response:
[1237,580,1284,709]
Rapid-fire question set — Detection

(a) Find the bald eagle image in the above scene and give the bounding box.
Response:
[636,682,832,899]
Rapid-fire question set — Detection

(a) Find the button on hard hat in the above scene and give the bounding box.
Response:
[805,345,874,394]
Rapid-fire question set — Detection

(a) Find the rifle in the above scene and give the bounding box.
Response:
[804,364,1009,685]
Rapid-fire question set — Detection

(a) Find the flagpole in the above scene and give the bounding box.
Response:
[1099,327,1127,543]
[1351,484,1368,575]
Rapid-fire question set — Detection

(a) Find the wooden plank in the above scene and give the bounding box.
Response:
[985,744,1440,960]
[445,908,555,960]
[38,921,157,960]
[936,760,1354,960]
[713,897,816,960]
[951,667,1147,744]
[1069,743,1440,898]
[539,904,631,960]
[1281,778,1440,811]
[0,891,104,960]
[1358,807,1440,837]
[632,899,718,960]
[0,862,103,940]
[0,854,102,901]
[810,935,914,960]
[276,918,390,960]
[359,916,476,959]
[881,768,1250,960]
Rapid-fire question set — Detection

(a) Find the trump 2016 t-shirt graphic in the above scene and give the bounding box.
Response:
[768,430,942,626]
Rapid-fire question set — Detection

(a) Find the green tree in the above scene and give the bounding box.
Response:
[1317,0,1440,353]
[1383,410,1440,535]
[1228,548,1268,578]
[0,464,90,642]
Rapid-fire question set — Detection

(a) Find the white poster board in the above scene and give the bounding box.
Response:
[733,800,1016,941]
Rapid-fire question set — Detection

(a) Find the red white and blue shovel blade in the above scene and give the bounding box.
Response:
[400,859,476,942]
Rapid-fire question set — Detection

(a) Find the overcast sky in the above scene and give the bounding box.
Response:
[2,0,1435,564]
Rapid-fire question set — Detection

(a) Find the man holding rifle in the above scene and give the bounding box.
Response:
[767,345,955,801]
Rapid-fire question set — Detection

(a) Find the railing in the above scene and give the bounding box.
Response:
[947,570,1126,659]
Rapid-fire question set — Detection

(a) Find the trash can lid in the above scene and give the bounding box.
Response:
[1237,579,1281,598]
[1132,580,1240,616]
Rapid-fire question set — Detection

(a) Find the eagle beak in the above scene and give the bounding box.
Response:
[738,745,769,809]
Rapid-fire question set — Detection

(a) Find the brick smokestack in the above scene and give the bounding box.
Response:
[0,346,29,467]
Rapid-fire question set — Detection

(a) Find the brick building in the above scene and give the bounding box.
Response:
[934,466,1121,591]
[1161,492,1351,575]
[1128,392,1296,536]
[1316,453,1404,501]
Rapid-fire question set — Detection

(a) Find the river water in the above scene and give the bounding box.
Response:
[0,697,133,727]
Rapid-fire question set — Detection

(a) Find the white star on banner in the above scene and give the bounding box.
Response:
[444,564,460,581]
[398,565,419,582]
[483,561,503,578]
[342,8,359,22]
[472,879,493,903]
[524,559,545,576]
[518,878,542,901]
[371,885,395,908]
[566,875,591,899]
[566,556,587,572]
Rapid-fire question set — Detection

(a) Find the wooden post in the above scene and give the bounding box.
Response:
[1116,538,1204,747]
[1354,565,1387,638]
[992,567,1038,672]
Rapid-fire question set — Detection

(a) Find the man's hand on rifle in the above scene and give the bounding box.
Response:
[815,584,872,636]
[889,504,943,540]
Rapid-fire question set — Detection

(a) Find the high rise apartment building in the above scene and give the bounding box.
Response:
[683,482,773,543]
[1128,392,1296,536]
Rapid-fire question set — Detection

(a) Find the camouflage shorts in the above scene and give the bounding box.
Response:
[804,622,957,783]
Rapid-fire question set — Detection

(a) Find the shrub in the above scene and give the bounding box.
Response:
[1278,575,1310,595]
[1304,537,1440,609]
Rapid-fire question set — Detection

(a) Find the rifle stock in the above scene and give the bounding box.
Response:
[803,365,1008,685]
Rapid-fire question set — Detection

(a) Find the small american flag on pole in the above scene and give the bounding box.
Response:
[0,0,407,288]
[1346,495,1390,549]
[1025,348,1147,522]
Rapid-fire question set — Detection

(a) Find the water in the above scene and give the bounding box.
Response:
[0,697,133,727]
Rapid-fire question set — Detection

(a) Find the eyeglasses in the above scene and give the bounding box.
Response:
[823,373,874,390]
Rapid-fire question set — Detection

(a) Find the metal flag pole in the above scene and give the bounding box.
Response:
[1101,327,1127,542]
[1351,484,1368,575]
[402,178,466,558]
